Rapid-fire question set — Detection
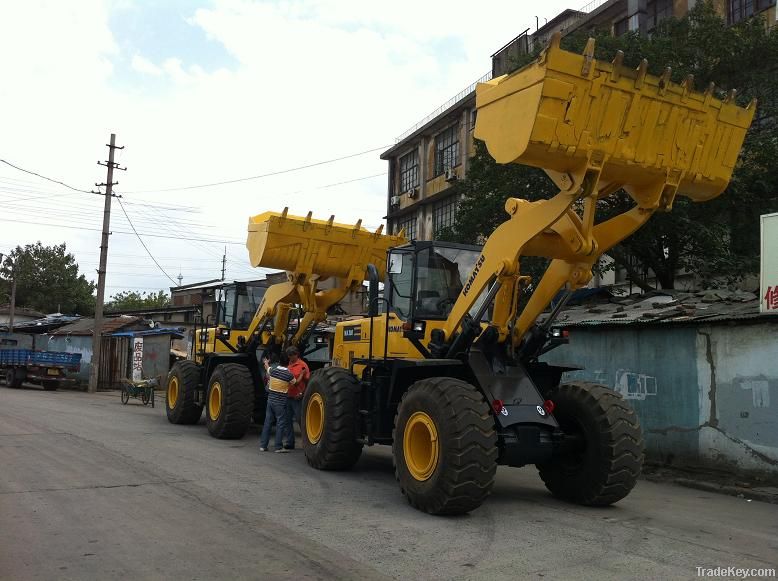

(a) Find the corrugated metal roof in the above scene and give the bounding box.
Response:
[49,316,143,336]
[110,327,185,339]
[551,289,778,328]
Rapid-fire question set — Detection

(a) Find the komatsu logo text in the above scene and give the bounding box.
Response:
[463,255,486,297]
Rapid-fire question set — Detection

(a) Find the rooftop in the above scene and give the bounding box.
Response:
[49,316,143,337]
[552,288,775,328]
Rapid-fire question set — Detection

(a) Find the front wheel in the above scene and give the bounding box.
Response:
[537,381,644,506]
[205,364,253,439]
[393,377,497,515]
[302,367,363,470]
[121,387,130,405]
[166,361,203,424]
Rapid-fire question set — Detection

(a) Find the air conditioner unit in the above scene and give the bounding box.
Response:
[390,195,401,206]
[445,168,458,182]
[406,187,418,198]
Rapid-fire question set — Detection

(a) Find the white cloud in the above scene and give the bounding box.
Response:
[131,54,163,76]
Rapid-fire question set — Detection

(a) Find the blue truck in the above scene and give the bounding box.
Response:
[0,349,82,390]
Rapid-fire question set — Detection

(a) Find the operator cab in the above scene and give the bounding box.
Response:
[216,281,266,330]
[384,241,488,322]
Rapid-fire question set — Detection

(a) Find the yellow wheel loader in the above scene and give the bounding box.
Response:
[165,211,404,439]
[298,34,755,515]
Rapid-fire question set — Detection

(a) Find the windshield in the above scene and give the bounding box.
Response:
[220,284,266,330]
[415,246,483,319]
[387,245,489,321]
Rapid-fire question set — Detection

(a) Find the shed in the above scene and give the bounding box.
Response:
[111,328,185,383]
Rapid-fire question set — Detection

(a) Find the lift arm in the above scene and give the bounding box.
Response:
[439,32,755,352]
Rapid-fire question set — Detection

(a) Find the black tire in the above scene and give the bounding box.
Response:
[6,369,24,389]
[166,361,203,425]
[393,377,497,515]
[302,367,363,470]
[537,381,644,506]
[141,388,150,406]
[206,364,254,439]
[42,380,58,391]
[121,387,130,405]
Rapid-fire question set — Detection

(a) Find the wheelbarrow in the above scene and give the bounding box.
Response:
[120,377,158,408]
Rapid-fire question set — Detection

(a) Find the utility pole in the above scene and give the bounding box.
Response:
[88,134,125,393]
[221,246,227,281]
[0,253,16,333]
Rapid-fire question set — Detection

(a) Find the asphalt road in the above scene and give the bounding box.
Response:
[1,387,777,581]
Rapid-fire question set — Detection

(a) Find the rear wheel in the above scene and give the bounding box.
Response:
[166,361,203,424]
[6,369,24,389]
[302,367,362,470]
[393,377,497,515]
[42,380,58,391]
[537,381,644,506]
[205,364,254,439]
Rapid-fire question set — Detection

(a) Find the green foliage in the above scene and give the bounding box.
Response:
[444,1,778,289]
[106,290,170,312]
[0,242,96,315]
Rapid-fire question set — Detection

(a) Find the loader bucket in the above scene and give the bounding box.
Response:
[246,209,405,279]
[474,34,756,204]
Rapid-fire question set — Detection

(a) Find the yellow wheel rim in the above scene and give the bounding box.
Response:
[403,411,439,481]
[306,392,324,444]
[209,382,222,421]
[168,376,179,409]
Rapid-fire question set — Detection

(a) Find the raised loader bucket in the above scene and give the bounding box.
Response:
[474,33,756,204]
[246,209,405,279]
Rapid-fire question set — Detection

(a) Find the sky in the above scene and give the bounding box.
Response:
[0,0,575,305]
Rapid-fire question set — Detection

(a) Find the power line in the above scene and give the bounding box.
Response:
[122,145,390,193]
[117,198,185,286]
[0,216,245,244]
[0,158,95,194]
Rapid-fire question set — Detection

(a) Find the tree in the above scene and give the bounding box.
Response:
[106,290,170,312]
[444,1,778,289]
[0,242,96,315]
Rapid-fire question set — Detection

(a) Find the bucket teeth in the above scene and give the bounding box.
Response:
[610,50,624,82]
[658,67,672,95]
[747,97,758,110]
[635,59,648,89]
[724,88,737,104]
[581,38,596,75]
[548,31,562,50]
[681,74,694,99]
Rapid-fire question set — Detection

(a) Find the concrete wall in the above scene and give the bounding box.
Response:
[541,321,778,481]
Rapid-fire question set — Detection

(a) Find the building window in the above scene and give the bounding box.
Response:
[646,0,673,30]
[614,17,629,36]
[397,214,417,240]
[399,149,419,193]
[434,125,459,176]
[432,196,457,238]
[727,0,771,24]
[469,110,477,132]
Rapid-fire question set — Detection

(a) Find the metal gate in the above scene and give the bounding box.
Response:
[98,336,130,390]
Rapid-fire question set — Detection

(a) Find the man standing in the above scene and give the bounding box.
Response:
[284,345,310,450]
[260,353,295,453]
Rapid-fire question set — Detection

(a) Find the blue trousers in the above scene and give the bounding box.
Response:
[260,394,289,450]
[284,398,302,448]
